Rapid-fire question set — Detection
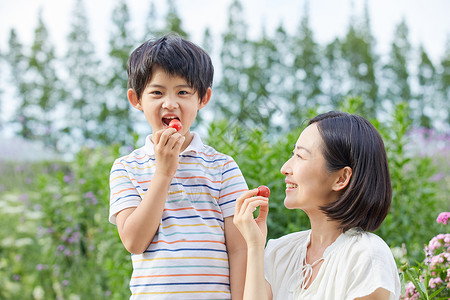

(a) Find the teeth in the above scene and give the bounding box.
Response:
[286,183,298,189]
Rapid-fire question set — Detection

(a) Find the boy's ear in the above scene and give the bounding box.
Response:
[128,89,142,110]
[198,87,212,109]
[332,166,352,192]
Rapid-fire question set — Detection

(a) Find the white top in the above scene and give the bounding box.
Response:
[109,132,248,299]
[264,228,401,300]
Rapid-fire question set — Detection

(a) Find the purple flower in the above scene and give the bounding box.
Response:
[63,175,73,183]
[19,194,28,203]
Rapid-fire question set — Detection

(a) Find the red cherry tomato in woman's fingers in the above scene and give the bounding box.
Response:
[169,119,182,131]
[257,185,270,197]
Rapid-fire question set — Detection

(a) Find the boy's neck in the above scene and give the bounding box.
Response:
[181,131,194,152]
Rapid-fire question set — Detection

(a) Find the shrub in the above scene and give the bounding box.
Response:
[400,212,450,300]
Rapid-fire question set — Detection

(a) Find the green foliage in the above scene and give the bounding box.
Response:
[376,103,442,260]
[0,100,448,297]
[338,97,445,260]
[0,0,449,297]
[206,120,311,239]
[399,218,449,299]
[0,146,131,299]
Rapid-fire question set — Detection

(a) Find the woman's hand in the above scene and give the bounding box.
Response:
[152,128,185,178]
[233,189,269,248]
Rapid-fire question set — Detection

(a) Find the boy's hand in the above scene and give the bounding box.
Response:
[152,128,185,177]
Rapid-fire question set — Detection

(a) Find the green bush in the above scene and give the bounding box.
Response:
[0,100,448,297]
[0,146,131,299]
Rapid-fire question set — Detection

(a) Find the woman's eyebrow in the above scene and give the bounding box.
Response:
[296,145,311,154]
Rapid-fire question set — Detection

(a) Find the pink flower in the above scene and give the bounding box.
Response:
[437,212,450,225]
[429,277,443,289]
[403,281,419,299]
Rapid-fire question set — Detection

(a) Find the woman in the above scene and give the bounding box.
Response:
[234,111,400,300]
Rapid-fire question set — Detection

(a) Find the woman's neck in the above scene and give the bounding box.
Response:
[306,212,342,262]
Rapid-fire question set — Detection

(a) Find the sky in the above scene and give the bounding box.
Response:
[1,0,449,61]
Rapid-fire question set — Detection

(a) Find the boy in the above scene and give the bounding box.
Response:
[109,34,248,299]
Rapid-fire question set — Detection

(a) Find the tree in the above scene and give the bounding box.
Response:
[63,0,102,150]
[101,0,136,146]
[164,0,188,38]
[143,1,162,40]
[340,3,378,118]
[244,28,279,129]
[269,25,297,130]
[288,2,323,126]
[216,0,255,128]
[383,19,412,113]
[18,10,63,149]
[322,37,346,109]
[438,37,450,125]
[416,45,437,128]
[6,29,29,138]
[0,48,3,132]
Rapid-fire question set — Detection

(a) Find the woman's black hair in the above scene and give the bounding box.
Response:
[309,111,392,232]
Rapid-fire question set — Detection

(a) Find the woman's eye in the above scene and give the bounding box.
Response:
[292,151,303,159]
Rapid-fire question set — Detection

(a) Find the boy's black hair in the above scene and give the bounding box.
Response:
[309,111,392,232]
[127,33,214,102]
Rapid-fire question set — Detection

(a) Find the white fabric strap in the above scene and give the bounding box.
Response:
[289,257,324,297]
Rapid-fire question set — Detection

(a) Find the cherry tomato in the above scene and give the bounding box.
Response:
[257,185,270,197]
[169,119,182,131]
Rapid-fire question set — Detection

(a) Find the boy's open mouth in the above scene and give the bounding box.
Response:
[162,116,180,126]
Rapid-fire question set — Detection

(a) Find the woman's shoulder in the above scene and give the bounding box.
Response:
[339,229,401,299]
[341,229,396,263]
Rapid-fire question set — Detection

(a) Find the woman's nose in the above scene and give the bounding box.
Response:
[280,158,291,175]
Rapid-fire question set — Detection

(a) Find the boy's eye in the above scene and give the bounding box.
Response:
[150,91,162,95]
[178,90,189,95]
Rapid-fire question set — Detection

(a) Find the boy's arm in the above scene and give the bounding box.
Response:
[224,216,247,300]
[115,129,185,254]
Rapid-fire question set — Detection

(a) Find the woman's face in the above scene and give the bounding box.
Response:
[280,123,338,211]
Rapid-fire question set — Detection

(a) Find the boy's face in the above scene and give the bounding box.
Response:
[128,66,210,139]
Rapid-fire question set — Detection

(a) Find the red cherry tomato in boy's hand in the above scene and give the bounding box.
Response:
[257,185,270,197]
[169,119,182,131]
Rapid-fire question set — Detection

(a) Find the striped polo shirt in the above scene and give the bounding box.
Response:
[109,132,248,299]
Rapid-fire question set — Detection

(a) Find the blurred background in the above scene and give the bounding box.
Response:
[0,0,449,298]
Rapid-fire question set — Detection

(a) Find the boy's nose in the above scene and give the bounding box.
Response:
[162,96,179,109]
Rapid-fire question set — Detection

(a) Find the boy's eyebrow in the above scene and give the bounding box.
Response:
[147,84,192,89]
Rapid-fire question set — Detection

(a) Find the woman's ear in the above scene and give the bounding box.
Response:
[128,89,142,110]
[332,166,352,192]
